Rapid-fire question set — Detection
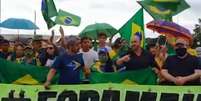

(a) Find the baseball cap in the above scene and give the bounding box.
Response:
[175,38,188,46]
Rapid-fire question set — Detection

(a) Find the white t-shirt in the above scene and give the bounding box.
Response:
[45,58,56,67]
[80,49,98,68]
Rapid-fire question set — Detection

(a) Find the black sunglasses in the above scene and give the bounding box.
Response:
[47,47,54,49]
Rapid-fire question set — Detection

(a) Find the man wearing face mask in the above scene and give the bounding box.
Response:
[161,38,201,85]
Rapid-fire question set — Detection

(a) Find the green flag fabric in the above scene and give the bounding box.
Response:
[90,67,157,85]
[119,8,145,48]
[0,58,58,85]
[0,58,156,85]
[138,0,190,21]
[41,0,57,29]
[55,9,81,26]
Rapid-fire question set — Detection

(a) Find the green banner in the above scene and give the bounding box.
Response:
[90,68,157,85]
[0,84,201,101]
[0,58,156,85]
[0,58,58,85]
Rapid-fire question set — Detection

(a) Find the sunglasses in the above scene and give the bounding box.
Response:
[47,47,54,50]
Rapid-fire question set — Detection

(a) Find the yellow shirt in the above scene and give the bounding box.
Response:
[187,48,197,56]
[109,50,117,59]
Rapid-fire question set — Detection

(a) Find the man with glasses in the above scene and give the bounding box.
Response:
[161,38,201,85]
[44,36,90,89]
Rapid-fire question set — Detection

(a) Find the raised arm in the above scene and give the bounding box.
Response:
[59,26,65,48]
[48,30,55,44]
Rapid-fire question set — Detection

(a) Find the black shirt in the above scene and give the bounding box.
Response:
[122,49,156,71]
[163,54,201,85]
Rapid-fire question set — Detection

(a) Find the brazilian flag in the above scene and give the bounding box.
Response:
[0,58,156,85]
[41,0,57,29]
[138,0,190,21]
[0,58,58,85]
[90,67,157,85]
[119,8,145,48]
[55,9,81,26]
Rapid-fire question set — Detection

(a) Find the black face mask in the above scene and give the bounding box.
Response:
[175,48,187,57]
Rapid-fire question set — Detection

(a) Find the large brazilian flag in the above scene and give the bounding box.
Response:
[119,8,145,48]
[0,58,156,85]
[90,67,157,85]
[0,58,58,85]
[138,0,190,21]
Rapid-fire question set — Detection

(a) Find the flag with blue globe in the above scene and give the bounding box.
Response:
[64,17,73,25]
[55,9,81,26]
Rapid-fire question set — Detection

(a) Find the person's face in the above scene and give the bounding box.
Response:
[32,41,41,51]
[41,41,48,49]
[98,35,107,44]
[174,43,187,57]
[81,39,92,51]
[46,45,55,55]
[149,47,157,56]
[69,40,81,54]
[15,45,24,57]
[24,48,34,58]
[1,43,9,52]
[131,36,141,50]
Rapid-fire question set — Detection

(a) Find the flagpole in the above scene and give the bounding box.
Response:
[34,10,36,36]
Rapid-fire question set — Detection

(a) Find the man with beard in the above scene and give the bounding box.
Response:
[44,36,90,89]
[116,34,156,71]
[161,38,201,85]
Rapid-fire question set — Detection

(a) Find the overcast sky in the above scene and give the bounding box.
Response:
[0,0,201,38]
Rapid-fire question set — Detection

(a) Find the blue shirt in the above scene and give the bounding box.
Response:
[52,52,84,84]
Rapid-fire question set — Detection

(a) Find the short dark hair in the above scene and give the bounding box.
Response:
[15,43,24,48]
[135,32,142,41]
[146,43,156,50]
[98,32,107,38]
[112,38,123,49]
[65,35,80,49]
[0,39,9,44]
[81,36,92,42]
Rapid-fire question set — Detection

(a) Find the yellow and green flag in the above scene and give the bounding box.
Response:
[119,8,145,48]
[90,67,157,85]
[41,0,57,29]
[138,0,190,21]
[0,58,156,85]
[55,9,81,26]
[0,58,58,85]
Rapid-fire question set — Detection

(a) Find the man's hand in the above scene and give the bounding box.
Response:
[51,30,55,37]
[59,26,64,37]
[175,76,187,86]
[121,55,130,62]
[84,67,91,77]
[44,81,51,90]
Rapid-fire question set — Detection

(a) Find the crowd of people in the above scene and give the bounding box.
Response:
[0,26,201,88]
